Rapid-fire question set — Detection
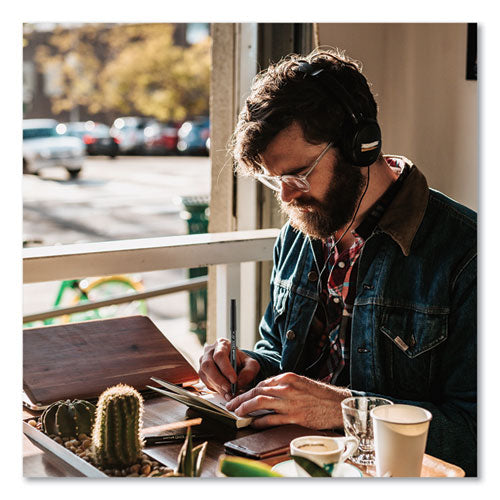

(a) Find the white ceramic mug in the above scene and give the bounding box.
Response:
[371,404,433,477]
[290,435,359,477]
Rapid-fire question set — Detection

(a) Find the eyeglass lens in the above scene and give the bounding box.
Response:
[259,175,309,192]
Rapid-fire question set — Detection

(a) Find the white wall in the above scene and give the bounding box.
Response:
[317,23,477,211]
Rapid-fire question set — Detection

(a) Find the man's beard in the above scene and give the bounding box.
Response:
[278,158,366,240]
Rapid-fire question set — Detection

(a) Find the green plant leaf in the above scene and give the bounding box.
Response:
[218,455,283,477]
[192,441,208,477]
[185,426,193,476]
[290,455,331,477]
[177,426,194,476]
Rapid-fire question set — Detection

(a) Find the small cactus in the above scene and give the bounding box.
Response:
[41,399,96,438]
[176,426,208,477]
[91,384,144,469]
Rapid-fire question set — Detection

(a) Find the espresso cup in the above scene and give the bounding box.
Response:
[371,404,432,477]
[290,435,359,477]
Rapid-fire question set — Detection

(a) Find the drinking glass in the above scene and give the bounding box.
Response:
[341,396,393,465]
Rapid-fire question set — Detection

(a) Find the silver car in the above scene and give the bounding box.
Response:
[110,116,157,155]
[23,119,86,179]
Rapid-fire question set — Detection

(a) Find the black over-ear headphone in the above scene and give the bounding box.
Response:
[296,60,382,167]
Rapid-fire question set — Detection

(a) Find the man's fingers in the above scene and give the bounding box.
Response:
[198,340,263,399]
[234,394,287,417]
[198,358,230,394]
[198,340,234,394]
[225,385,258,410]
[226,384,284,411]
[197,370,216,392]
[212,340,237,383]
[256,372,304,388]
[251,412,295,429]
[236,356,260,388]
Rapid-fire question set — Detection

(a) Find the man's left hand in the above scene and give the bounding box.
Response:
[225,372,351,429]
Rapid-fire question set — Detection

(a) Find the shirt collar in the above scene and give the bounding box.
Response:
[308,155,429,261]
[377,155,429,256]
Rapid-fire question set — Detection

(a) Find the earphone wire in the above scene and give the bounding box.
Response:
[315,165,371,298]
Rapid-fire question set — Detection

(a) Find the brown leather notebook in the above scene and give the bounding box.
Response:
[224,424,335,459]
[23,315,199,408]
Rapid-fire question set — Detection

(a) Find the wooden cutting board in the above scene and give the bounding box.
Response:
[23,315,199,407]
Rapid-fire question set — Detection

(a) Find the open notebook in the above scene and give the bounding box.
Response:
[148,376,272,428]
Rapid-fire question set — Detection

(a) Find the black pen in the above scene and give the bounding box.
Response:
[230,299,237,396]
[144,432,214,447]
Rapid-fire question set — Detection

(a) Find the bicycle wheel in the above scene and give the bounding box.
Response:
[67,276,148,322]
[24,280,83,327]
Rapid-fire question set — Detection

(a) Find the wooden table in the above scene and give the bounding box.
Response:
[23,395,463,478]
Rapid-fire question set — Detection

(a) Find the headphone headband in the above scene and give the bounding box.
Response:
[295,59,382,167]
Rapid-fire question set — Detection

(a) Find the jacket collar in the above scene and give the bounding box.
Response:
[377,156,429,256]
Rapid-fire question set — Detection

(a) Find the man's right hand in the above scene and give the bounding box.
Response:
[198,339,260,400]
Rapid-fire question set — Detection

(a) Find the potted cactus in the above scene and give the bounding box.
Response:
[91,383,145,469]
[40,399,96,438]
[32,383,209,477]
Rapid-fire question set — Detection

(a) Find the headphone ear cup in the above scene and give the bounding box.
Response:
[349,119,382,167]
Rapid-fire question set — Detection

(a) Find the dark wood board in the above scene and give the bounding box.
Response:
[23,315,199,406]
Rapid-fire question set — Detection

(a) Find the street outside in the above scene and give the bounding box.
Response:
[23,155,211,366]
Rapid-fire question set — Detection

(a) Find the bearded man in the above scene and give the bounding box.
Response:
[198,49,477,476]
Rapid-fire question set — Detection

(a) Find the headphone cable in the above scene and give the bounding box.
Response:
[316,165,371,296]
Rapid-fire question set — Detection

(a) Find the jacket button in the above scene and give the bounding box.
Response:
[307,271,318,282]
[357,347,370,353]
[286,330,296,341]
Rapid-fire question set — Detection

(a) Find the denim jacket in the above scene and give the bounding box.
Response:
[244,162,477,476]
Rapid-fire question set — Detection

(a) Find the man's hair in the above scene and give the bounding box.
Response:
[229,48,379,175]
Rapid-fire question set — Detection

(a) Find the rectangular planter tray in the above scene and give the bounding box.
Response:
[23,419,173,478]
[23,420,107,477]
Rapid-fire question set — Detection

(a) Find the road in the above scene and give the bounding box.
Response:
[23,155,211,366]
[23,155,210,245]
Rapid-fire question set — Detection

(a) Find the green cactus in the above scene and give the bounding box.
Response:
[176,426,208,477]
[91,384,145,469]
[41,399,96,438]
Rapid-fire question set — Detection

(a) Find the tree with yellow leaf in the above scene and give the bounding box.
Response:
[32,23,210,121]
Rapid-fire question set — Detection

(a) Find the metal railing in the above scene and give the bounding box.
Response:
[22,276,208,324]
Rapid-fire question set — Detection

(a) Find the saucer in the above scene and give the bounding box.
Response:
[271,459,363,478]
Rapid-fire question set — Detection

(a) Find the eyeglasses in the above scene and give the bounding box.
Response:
[254,142,332,192]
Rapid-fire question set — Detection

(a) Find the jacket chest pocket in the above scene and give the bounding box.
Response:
[379,307,448,399]
[273,283,290,323]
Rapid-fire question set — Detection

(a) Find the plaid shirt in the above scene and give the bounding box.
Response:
[303,157,409,386]
[302,234,364,385]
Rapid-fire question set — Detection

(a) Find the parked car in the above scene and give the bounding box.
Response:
[110,116,157,155]
[177,117,210,156]
[22,119,86,179]
[144,121,182,155]
[63,121,119,158]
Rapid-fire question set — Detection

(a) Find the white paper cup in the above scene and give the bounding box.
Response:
[371,404,432,477]
[290,435,358,477]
